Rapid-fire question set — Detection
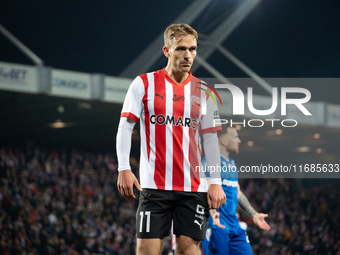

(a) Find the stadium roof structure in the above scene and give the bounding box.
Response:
[0,0,339,169]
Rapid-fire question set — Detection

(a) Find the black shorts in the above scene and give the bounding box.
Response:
[136,189,209,240]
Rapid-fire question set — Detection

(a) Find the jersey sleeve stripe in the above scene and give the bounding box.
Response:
[201,126,222,134]
[121,112,138,122]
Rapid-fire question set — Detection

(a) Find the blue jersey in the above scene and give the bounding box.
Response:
[202,154,240,231]
[202,155,252,255]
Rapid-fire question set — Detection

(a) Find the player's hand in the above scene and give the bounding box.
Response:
[252,213,270,231]
[117,170,142,199]
[207,184,226,209]
[210,210,225,229]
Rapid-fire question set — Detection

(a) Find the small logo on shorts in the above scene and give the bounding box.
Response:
[194,220,204,230]
[196,204,205,215]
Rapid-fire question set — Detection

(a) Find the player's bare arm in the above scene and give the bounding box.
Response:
[209,209,225,229]
[237,184,271,231]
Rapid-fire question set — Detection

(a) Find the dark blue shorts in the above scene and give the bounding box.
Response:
[202,227,252,255]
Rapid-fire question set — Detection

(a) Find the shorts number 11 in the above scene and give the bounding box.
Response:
[139,211,151,232]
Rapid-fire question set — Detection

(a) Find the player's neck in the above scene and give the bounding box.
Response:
[164,65,189,84]
[220,147,230,159]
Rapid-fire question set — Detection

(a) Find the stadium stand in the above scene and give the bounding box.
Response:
[1,145,339,255]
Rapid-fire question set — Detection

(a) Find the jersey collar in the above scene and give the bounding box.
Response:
[161,68,193,87]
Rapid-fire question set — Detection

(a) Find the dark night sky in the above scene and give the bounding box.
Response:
[1,0,340,103]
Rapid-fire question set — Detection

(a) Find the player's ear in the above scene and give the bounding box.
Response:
[220,138,227,146]
[163,46,170,57]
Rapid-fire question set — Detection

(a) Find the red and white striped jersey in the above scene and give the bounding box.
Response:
[121,68,221,192]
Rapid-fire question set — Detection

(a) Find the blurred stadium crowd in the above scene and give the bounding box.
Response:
[0,145,339,255]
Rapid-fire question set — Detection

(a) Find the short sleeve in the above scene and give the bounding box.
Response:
[121,76,144,122]
[201,94,222,134]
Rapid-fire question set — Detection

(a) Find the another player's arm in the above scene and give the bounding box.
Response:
[209,209,225,229]
[237,184,256,217]
[237,184,270,230]
[116,116,142,199]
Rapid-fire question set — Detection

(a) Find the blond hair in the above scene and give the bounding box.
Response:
[164,23,198,48]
